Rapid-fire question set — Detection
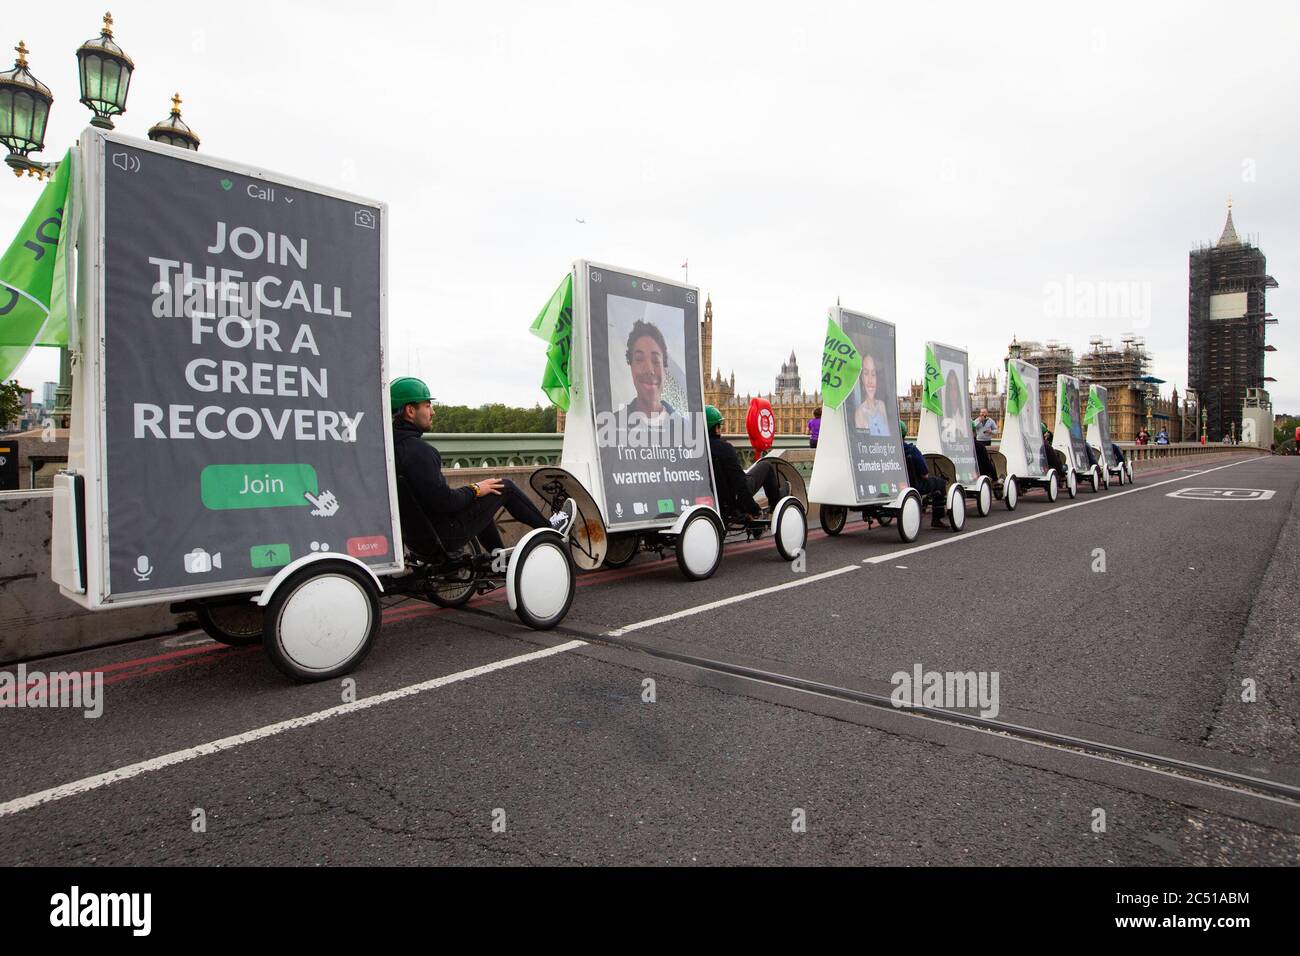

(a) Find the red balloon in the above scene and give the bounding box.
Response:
[747,397,776,454]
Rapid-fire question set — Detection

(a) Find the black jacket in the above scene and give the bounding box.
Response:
[392,419,475,517]
[709,431,758,519]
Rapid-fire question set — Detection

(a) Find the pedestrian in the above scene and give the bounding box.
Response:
[1136,428,1150,446]
[973,407,998,445]
[808,407,821,448]
[1156,428,1169,445]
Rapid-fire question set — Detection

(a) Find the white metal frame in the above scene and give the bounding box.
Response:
[58,128,401,610]
[807,306,911,512]
[564,258,717,534]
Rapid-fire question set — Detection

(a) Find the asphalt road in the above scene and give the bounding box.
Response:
[1,452,1297,865]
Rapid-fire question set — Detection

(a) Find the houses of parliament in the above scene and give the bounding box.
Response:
[700,295,822,435]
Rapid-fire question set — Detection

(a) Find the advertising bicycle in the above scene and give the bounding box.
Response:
[526,261,807,579]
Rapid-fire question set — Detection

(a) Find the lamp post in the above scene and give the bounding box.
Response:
[148,93,200,150]
[0,41,54,178]
[76,13,133,130]
[3,12,201,429]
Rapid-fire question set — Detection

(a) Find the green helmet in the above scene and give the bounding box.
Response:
[705,405,724,428]
[390,376,432,410]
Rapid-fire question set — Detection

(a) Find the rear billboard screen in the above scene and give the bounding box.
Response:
[99,141,394,598]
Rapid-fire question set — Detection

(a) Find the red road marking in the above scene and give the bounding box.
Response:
[5,455,1255,685]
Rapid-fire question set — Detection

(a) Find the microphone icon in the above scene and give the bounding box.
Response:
[133,555,153,582]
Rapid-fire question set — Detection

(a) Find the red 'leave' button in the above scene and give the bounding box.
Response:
[347,535,389,558]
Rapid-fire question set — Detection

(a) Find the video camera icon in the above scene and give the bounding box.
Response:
[183,548,222,574]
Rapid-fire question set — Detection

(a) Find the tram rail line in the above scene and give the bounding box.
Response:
[563,623,1300,810]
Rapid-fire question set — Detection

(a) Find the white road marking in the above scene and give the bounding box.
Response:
[0,457,1272,821]
[0,640,585,819]
[606,564,860,637]
[863,458,1258,564]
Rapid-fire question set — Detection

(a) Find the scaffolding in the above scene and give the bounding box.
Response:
[1187,219,1277,442]
[1011,339,1075,382]
[1075,335,1150,391]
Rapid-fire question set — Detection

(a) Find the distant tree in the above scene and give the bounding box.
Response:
[429,402,556,433]
[1,380,30,432]
[1274,415,1298,454]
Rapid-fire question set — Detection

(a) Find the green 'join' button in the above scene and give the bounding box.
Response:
[201,463,318,510]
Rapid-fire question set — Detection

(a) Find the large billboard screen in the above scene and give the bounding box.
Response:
[99,141,395,598]
[1059,376,1090,471]
[585,264,712,528]
[1091,386,1117,467]
[931,342,978,485]
[841,311,907,503]
[1009,360,1049,478]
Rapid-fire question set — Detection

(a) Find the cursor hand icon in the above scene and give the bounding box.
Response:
[304,490,340,517]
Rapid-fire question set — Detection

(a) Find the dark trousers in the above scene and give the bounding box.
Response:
[437,479,550,552]
[973,441,997,482]
[745,458,783,509]
[1044,441,1066,475]
[916,474,946,511]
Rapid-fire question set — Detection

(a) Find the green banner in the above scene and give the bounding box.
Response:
[0,150,73,380]
[1006,361,1028,417]
[1084,387,1104,425]
[820,316,861,409]
[1059,383,1072,430]
[529,273,573,411]
[922,344,943,417]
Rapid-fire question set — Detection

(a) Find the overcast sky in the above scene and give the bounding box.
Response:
[7,0,1297,413]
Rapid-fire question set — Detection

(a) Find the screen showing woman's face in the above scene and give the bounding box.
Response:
[629,335,665,409]
[860,355,877,402]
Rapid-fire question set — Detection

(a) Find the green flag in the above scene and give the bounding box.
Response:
[0,150,73,380]
[921,344,943,417]
[1059,383,1072,430]
[529,272,573,411]
[820,315,861,409]
[1006,361,1028,417]
[1085,387,1104,425]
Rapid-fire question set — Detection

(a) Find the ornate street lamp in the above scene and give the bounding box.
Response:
[0,41,54,177]
[148,92,200,150]
[76,12,133,129]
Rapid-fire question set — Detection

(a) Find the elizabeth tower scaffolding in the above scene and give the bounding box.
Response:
[1187,203,1278,441]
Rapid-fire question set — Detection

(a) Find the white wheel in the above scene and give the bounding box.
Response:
[1126,461,1133,483]
[1066,469,1077,498]
[676,512,723,581]
[1047,471,1059,502]
[1090,465,1101,492]
[1004,476,1018,510]
[511,533,575,630]
[898,493,922,543]
[774,499,807,561]
[975,478,992,517]
[948,487,966,532]
[1116,466,1125,486]
[264,563,379,681]
[1101,466,1110,490]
